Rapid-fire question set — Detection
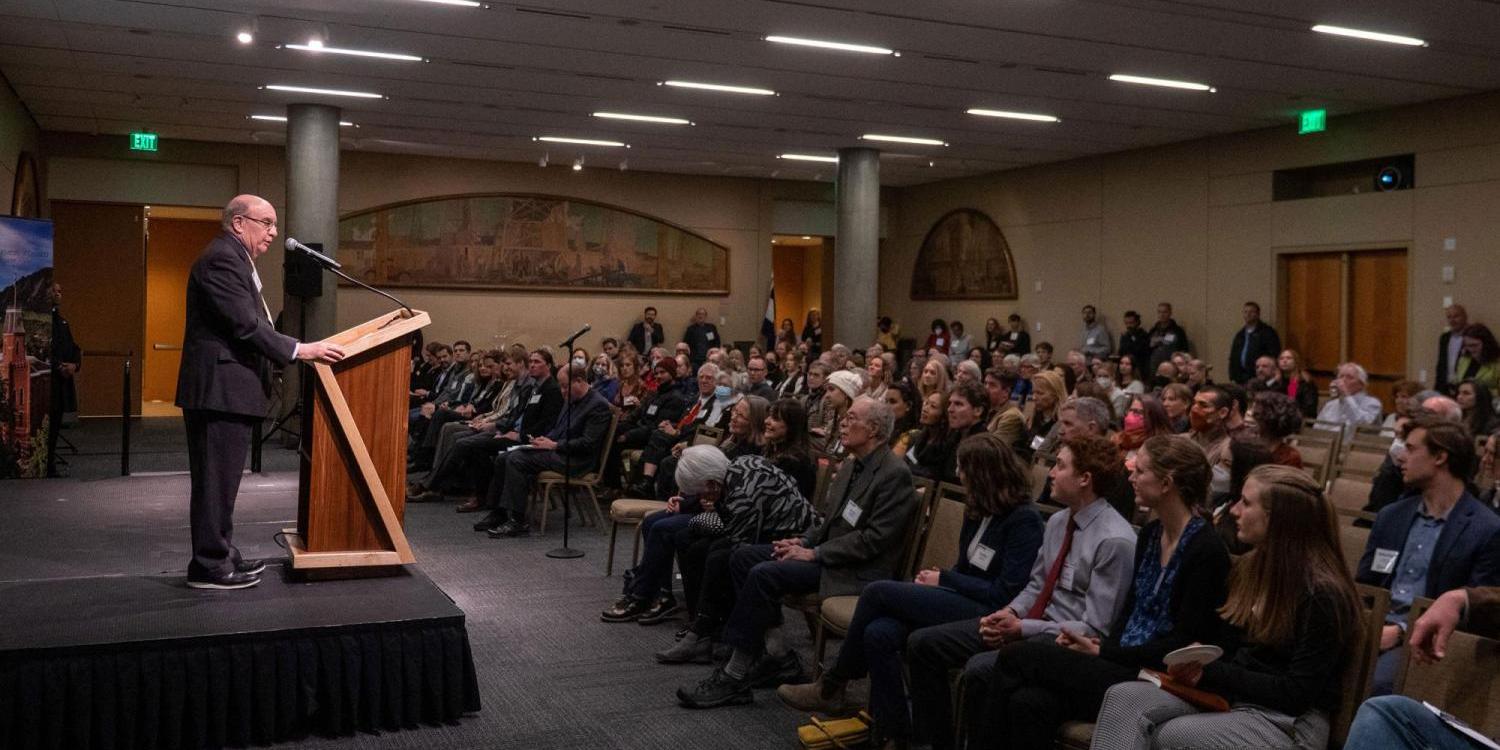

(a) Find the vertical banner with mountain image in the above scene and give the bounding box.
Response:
[0,216,54,478]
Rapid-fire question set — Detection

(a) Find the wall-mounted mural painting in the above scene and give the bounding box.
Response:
[338,194,729,294]
[909,208,1018,300]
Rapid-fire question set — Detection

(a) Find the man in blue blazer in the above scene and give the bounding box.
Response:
[177,195,345,589]
[1357,417,1500,694]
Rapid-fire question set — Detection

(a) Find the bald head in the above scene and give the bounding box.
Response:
[221,194,278,258]
[1419,395,1463,423]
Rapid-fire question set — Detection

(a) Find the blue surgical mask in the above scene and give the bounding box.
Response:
[714,385,732,399]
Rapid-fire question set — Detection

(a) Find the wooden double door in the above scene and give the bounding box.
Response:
[1279,248,1407,410]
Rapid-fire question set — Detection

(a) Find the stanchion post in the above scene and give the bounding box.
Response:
[120,353,132,476]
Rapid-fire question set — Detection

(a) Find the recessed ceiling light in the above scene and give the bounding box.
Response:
[764,35,897,56]
[1311,24,1426,47]
[662,80,777,96]
[860,134,949,146]
[283,43,425,62]
[534,136,629,148]
[966,108,1060,123]
[592,112,693,125]
[778,153,839,163]
[262,84,385,99]
[236,31,254,44]
[1109,74,1216,92]
[250,114,356,127]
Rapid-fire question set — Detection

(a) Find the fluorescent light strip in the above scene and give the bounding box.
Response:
[250,114,355,127]
[765,35,896,56]
[778,153,839,163]
[592,112,693,125]
[283,43,425,62]
[662,80,776,96]
[534,136,628,147]
[860,134,948,146]
[262,84,385,99]
[1311,24,1426,47]
[966,108,1059,123]
[1108,74,1216,92]
[415,0,484,6]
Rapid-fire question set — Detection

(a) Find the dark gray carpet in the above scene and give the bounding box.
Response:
[2,421,821,749]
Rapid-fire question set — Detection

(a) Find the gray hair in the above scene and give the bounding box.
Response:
[1019,354,1041,368]
[676,445,730,495]
[1062,396,1113,434]
[220,195,258,231]
[697,362,720,379]
[1002,354,1021,368]
[956,360,982,381]
[853,395,895,444]
[1418,395,1463,423]
[1338,361,1369,384]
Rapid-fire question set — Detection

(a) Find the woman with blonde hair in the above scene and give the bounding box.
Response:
[1027,369,1067,454]
[918,355,952,402]
[1090,464,1361,750]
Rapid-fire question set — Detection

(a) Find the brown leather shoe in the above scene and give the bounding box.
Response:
[775,676,849,714]
[454,498,482,513]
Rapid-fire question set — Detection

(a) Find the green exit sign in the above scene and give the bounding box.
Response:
[130,132,158,151]
[1298,109,1327,135]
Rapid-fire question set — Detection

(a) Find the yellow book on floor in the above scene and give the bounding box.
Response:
[797,711,873,749]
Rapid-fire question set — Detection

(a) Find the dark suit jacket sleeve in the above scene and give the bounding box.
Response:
[556,400,612,458]
[1463,514,1500,588]
[814,455,917,568]
[197,248,297,366]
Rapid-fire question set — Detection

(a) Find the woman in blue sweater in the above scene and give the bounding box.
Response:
[777,432,1044,740]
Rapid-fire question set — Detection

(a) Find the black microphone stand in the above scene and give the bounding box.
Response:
[547,328,589,560]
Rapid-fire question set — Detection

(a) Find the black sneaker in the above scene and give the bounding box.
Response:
[407,489,442,503]
[235,559,266,576]
[472,511,506,532]
[637,595,682,626]
[186,571,261,590]
[655,636,714,664]
[487,519,530,538]
[601,596,651,623]
[747,650,805,689]
[676,667,753,709]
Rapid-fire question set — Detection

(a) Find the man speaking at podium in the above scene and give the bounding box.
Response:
[177,194,346,590]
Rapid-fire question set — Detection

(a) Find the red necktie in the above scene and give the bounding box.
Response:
[677,400,703,430]
[1025,516,1078,620]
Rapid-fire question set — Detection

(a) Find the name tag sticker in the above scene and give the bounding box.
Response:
[906,445,918,463]
[1087,337,1097,346]
[1164,334,1176,343]
[841,502,864,527]
[528,394,541,405]
[1030,435,1046,451]
[970,544,996,570]
[646,404,659,415]
[1372,548,1400,575]
[706,332,715,341]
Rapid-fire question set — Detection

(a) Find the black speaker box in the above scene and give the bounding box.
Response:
[284,241,324,298]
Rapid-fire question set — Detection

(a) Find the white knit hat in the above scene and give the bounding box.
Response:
[826,370,862,401]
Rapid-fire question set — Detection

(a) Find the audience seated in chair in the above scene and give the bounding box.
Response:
[629,363,733,498]
[452,350,563,521]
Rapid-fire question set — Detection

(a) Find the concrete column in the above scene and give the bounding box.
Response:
[284,103,341,341]
[834,147,879,347]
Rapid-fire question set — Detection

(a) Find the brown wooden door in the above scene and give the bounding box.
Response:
[1279,248,1407,410]
[51,202,145,417]
[144,219,217,405]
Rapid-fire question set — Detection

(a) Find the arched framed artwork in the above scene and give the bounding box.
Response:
[909,208,1018,300]
[337,193,730,294]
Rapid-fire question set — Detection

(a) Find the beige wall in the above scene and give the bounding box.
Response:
[0,75,39,215]
[884,92,1500,386]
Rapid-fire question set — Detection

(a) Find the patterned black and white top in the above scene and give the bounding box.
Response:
[717,455,820,544]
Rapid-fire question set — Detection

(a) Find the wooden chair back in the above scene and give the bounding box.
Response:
[1338,447,1386,480]
[895,481,942,580]
[587,413,621,480]
[1298,443,1332,486]
[692,426,724,446]
[1330,584,1392,747]
[1397,597,1500,739]
[916,495,967,572]
[1328,476,1374,521]
[1338,520,1370,577]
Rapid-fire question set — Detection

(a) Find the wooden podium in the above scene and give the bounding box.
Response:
[283,308,430,572]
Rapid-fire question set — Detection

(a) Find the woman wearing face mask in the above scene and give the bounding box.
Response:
[925,319,952,356]
[590,353,620,403]
[1160,383,1192,434]
[1092,465,1361,750]
[572,347,590,371]
[1114,394,1174,470]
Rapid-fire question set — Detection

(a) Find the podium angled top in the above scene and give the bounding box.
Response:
[324,309,431,358]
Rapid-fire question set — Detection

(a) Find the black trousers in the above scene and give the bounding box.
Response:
[972,639,1136,750]
[184,408,257,578]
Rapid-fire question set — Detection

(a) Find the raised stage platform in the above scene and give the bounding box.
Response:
[0,472,479,750]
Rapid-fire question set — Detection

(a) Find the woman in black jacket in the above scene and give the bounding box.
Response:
[1090,464,1361,750]
[969,435,1231,749]
[911,381,988,483]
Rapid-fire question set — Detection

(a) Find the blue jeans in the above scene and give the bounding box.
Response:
[1345,696,1478,750]
[830,581,992,741]
[628,511,693,600]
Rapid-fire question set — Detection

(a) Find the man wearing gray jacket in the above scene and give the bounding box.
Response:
[677,395,918,708]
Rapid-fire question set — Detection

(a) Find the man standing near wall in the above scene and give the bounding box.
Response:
[683,307,720,369]
[1227,301,1281,385]
[176,195,344,590]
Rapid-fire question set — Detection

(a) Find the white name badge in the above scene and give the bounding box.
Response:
[841,501,864,527]
[528,394,541,405]
[1164,334,1176,343]
[1372,548,1400,575]
[969,543,996,571]
[1087,336,1097,346]
[646,404,659,415]
[706,331,716,341]
[905,445,918,464]
[1010,333,1019,340]
[1030,435,1046,451]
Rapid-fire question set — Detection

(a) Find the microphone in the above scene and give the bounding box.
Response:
[559,324,591,348]
[285,238,342,269]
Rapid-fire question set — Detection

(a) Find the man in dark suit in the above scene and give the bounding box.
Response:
[484,363,614,537]
[176,195,344,590]
[46,282,82,477]
[1435,303,1469,392]
[1357,417,1500,694]
[677,395,918,708]
[626,306,664,356]
[457,349,563,521]
[1227,301,1281,384]
[683,307,721,369]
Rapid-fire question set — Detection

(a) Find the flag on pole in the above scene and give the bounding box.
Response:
[761,277,777,348]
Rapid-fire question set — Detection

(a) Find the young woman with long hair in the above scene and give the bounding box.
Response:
[1278,349,1319,418]
[918,355,952,403]
[762,398,816,499]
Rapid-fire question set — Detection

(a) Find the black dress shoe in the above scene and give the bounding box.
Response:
[235,559,266,576]
[407,489,442,503]
[472,511,506,532]
[600,596,651,623]
[637,594,682,625]
[487,519,530,538]
[187,571,261,590]
[747,650,805,689]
